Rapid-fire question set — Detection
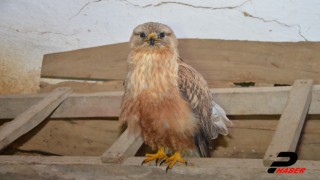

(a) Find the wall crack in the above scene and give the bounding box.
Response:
[121,0,252,10]
[242,11,308,41]
[69,0,103,20]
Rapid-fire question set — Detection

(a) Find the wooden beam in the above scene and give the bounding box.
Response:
[0,156,319,179]
[0,91,122,119]
[263,80,313,166]
[41,39,320,85]
[0,155,101,165]
[41,42,129,80]
[101,129,143,163]
[0,87,72,150]
[1,86,320,120]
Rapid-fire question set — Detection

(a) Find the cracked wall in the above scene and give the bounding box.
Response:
[0,0,320,93]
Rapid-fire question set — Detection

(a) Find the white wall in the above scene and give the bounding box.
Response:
[0,0,320,93]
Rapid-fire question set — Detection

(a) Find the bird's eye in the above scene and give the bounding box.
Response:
[159,32,165,38]
[139,32,146,38]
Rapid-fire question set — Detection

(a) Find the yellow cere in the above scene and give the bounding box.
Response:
[148,33,157,38]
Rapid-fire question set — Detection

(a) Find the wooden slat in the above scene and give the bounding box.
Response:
[3,119,320,159]
[0,92,122,119]
[0,156,319,179]
[41,39,320,85]
[101,129,143,163]
[41,43,129,80]
[263,80,313,166]
[0,87,72,150]
[1,85,320,120]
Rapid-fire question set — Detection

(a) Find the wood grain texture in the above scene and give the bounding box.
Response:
[5,120,121,156]
[41,39,320,85]
[2,85,320,120]
[2,119,319,160]
[0,91,123,119]
[41,43,129,80]
[0,87,72,150]
[0,155,102,165]
[101,129,143,163]
[263,80,313,166]
[0,156,319,179]
[211,119,320,160]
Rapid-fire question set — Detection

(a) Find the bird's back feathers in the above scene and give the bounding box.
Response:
[177,58,231,157]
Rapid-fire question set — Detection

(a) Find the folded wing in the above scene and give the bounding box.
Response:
[177,59,231,157]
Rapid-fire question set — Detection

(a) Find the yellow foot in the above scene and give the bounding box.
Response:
[160,151,187,173]
[141,147,168,166]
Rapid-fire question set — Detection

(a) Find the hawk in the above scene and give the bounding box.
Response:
[119,22,231,172]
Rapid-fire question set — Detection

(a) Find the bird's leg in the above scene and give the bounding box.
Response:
[141,147,168,166]
[160,151,187,173]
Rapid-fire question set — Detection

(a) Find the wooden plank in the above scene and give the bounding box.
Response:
[41,39,320,85]
[7,120,121,156]
[211,120,320,160]
[0,91,122,119]
[0,155,102,165]
[1,85,320,120]
[101,129,143,163]
[41,42,129,80]
[0,87,72,150]
[0,156,319,179]
[263,80,313,166]
[4,119,320,159]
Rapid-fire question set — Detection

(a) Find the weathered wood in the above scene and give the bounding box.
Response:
[0,155,102,165]
[41,42,129,80]
[211,119,320,160]
[0,91,122,119]
[264,80,313,166]
[101,129,143,163]
[1,86,320,120]
[3,119,319,159]
[0,87,72,150]
[41,39,320,85]
[0,156,319,179]
[7,120,121,156]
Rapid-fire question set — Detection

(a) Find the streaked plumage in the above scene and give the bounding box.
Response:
[119,22,231,170]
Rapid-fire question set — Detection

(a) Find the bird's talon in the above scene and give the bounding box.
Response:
[141,147,168,166]
[159,159,166,166]
[166,166,170,173]
[162,151,186,172]
[141,160,146,166]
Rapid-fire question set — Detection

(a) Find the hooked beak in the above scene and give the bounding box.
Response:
[149,37,156,46]
[144,33,158,46]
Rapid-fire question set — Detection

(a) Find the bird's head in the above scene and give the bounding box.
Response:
[129,22,178,50]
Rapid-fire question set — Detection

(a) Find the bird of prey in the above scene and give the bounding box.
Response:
[119,22,231,172]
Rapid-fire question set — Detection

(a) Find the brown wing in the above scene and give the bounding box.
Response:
[177,58,231,157]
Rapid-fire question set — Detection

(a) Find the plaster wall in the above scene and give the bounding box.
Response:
[0,0,319,93]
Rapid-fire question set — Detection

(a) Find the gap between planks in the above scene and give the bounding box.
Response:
[0,87,72,150]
